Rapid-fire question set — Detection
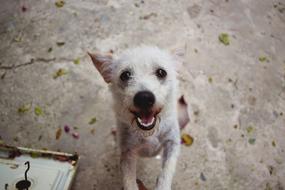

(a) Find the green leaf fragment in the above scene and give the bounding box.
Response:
[34,106,43,116]
[219,33,230,45]
[53,68,67,79]
[14,36,22,42]
[18,104,31,113]
[55,0,65,8]
[73,58,80,65]
[89,117,97,125]
[248,138,256,145]
[246,126,254,133]
[208,77,213,83]
[272,140,276,147]
[259,56,267,62]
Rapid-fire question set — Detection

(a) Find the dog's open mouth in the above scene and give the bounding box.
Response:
[136,115,156,131]
[130,110,161,131]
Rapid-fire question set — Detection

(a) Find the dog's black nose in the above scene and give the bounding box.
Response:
[133,91,155,110]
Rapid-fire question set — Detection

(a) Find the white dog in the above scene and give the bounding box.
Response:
[88,45,189,190]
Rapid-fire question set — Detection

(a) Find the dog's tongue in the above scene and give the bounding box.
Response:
[140,113,154,125]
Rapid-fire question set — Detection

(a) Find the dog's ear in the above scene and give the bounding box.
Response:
[88,52,113,83]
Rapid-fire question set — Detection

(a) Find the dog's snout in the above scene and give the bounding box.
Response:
[133,91,155,110]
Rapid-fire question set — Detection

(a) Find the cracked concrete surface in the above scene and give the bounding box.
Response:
[0,0,285,189]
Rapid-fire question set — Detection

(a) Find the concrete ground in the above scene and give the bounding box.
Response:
[0,0,285,189]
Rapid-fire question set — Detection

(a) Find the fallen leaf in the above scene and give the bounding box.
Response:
[259,56,268,62]
[14,34,22,42]
[48,47,53,52]
[56,128,62,140]
[248,138,256,145]
[73,58,80,65]
[246,126,254,133]
[64,125,70,133]
[219,33,230,45]
[89,117,97,125]
[56,42,65,46]
[272,140,276,147]
[55,0,65,8]
[18,104,31,113]
[208,77,213,83]
[181,133,194,146]
[72,132,79,139]
[53,68,67,79]
[34,106,43,116]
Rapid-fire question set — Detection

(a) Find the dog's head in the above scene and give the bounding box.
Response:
[89,46,179,131]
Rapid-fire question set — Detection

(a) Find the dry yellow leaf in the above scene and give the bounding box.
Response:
[181,133,194,146]
[56,128,62,140]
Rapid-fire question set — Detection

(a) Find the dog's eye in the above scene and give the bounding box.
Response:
[156,68,167,79]
[120,70,132,82]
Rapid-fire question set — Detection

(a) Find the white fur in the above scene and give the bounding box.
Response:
[90,45,181,190]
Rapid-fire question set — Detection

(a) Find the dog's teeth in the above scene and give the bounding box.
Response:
[137,117,155,127]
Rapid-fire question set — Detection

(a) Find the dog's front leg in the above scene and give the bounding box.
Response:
[155,141,180,190]
[121,151,138,190]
